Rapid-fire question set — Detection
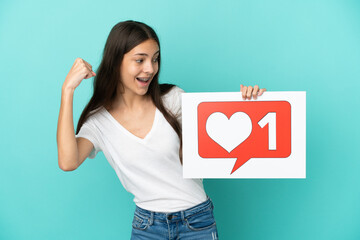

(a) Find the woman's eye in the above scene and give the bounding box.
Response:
[135,58,158,63]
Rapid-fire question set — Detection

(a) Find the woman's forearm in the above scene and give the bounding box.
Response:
[56,87,79,171]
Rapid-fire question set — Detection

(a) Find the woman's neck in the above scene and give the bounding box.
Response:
[112,91,152,112]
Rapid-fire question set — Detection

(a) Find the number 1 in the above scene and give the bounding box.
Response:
[258,112,276,150]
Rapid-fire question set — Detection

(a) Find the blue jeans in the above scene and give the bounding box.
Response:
[130,196,219,239]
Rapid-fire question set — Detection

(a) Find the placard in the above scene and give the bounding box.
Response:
[182,91,306,178]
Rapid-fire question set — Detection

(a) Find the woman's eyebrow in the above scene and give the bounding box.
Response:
[133,50,160,56]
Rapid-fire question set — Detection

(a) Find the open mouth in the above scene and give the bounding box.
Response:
[136,77,151,84]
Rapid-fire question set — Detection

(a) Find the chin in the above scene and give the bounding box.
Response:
[137,88,149,96]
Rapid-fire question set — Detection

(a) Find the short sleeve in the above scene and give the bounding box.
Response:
[162,86,185,123]
[75,119,101,159]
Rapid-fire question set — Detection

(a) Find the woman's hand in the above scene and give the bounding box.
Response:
[62,58,96,92]
[240,84,267,100]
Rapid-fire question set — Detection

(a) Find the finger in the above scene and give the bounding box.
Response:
[258,88,267,96]
[80,58,92,71]
[83,61,93,72]
[84,72,92,79]
[87,70,96,78]
[76,57,83,64]
[240,84,243,92]
[79,58,86,67]
[242,86,247,100]
[83,61,96,77]
[246,86,253,100]
[83,67,93,79]
[253,85,259,100]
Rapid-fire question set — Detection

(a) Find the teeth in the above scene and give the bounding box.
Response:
[137,77,150,82]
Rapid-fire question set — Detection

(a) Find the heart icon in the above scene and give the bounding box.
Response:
[206,112,252,153]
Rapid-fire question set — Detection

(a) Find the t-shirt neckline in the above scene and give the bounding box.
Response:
[102,106,159,143]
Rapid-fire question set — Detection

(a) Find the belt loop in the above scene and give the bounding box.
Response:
[209,196,214,210]
[181,210,185,223]
[149,211,154,226]
[207,195,212,207]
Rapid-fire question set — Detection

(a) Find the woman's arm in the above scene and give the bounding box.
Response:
[57,87,95,171]
[56,58,96,171]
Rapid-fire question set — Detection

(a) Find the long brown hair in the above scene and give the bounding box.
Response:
[75,20,183,164]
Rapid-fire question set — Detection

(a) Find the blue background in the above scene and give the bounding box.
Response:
[1,0,359,239]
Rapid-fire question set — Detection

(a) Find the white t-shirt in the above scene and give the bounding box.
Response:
[75,86,207,212]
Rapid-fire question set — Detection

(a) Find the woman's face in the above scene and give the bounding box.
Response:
[120,39,159,97]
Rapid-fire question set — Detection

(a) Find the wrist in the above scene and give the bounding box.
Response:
[62,85,75,95]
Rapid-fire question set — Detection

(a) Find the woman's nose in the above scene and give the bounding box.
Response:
[144,60,155,74]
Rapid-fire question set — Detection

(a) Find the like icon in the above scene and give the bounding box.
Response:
[198,101,291,174]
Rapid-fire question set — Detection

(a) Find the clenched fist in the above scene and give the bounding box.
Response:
[62,58,96,91]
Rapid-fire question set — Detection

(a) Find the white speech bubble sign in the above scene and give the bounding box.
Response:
[182,91,306,179]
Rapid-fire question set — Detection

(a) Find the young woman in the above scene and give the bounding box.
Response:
[57,20,266,240]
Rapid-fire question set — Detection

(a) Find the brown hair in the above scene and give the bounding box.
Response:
[75,20,183,164]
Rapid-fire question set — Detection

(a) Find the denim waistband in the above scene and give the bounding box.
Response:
[134,196,213,224]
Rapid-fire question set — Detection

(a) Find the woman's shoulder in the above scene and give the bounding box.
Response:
[162,85,185,99]
[161,85,184,115]
[84,106,106,124]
